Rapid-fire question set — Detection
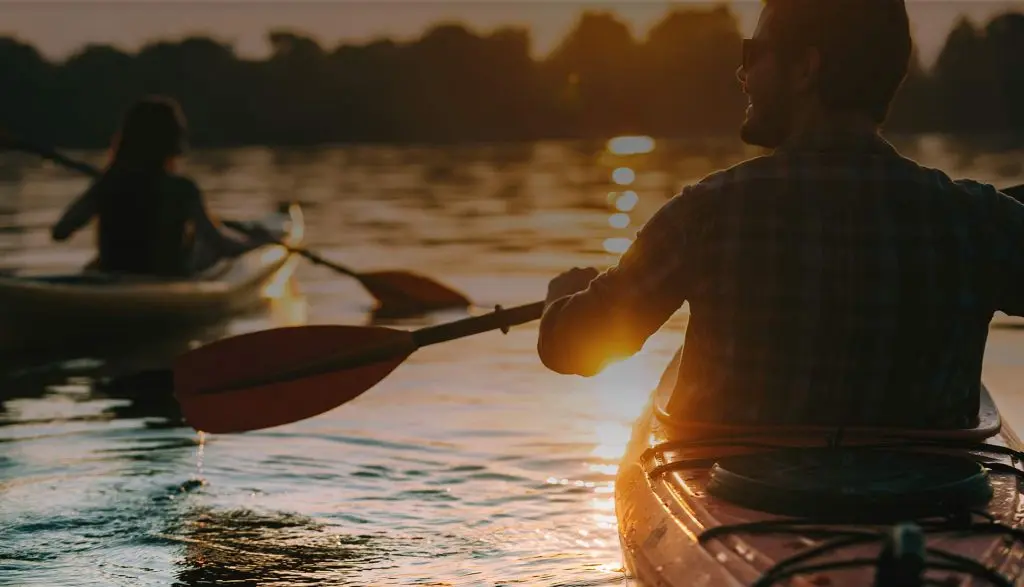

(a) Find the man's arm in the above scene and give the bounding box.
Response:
[537,190,697,376]
[992,184,1024,317]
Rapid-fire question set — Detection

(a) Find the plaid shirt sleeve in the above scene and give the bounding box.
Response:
[990,185,1024,316]
[537,188,699,376]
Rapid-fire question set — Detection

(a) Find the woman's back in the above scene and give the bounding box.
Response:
[94,169,195,277]
[52,95,264,276]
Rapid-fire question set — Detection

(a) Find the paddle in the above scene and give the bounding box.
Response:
[172,181,1024,435]
[172,301,545,433]
[0,132,473,312]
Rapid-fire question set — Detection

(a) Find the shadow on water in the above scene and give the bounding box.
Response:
[166,507,386,587]
[0,323,232,429]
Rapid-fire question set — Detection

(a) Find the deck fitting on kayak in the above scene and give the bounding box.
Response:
[705,448,993,523]
[874,523,925,586]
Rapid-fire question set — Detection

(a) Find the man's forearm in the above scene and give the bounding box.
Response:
[537,281,655,377]
[538,291,612,376]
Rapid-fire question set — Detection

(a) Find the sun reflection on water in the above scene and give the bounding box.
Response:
[602,237,632,254]
[614,191,639,212]
[607,135,656,156]
[608,213,630,229]
[611,167,636,186]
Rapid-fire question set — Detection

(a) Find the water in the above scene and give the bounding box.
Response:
[1,135,1023,586]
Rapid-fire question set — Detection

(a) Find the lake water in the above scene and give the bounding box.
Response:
[1,134,1024,586]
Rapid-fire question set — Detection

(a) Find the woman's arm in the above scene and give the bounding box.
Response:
[179,177,265,257]
[51,184,99,241]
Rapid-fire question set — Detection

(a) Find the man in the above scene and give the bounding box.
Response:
[537,0,1023,428]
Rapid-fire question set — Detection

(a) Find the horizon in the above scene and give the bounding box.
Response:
[1,1,1021,67]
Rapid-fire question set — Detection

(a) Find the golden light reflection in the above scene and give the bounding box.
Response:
[607,135,655,156]
[594,561,627,574]
[614,191,639,212]
[590,426,631,461]
[283,202,306,245]
[611,167,635,185]
[585,353,664,460]
[603,237,632,254]
[588,463,618,476]
[607,213,630,229]
[260,253,301,298]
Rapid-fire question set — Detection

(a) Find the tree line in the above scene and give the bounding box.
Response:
[0,5,1021,148]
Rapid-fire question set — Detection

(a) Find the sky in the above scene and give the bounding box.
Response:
[0,1,1021,66]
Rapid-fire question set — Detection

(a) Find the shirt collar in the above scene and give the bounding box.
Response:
[775,130,900,157]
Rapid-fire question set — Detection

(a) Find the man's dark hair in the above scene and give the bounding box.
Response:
[765,0,912,124]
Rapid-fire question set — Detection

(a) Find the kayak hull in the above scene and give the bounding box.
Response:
[616,381,1024,586]
[0,204,305,356]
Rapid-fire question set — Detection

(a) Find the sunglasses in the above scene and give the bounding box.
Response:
[742,38,774,70]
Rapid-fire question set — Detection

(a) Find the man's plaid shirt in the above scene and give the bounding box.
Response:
[538,132,1023,428]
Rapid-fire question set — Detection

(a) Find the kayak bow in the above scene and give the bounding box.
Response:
[616,380,1024,586]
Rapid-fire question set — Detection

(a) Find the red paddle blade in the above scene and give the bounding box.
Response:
[358,270,471,311]
[172,325,416,433]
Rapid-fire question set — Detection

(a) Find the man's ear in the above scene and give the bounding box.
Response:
[794,46,822,93]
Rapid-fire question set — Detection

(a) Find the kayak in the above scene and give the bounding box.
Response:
[616,361,1024,586]
[0,203,305,356]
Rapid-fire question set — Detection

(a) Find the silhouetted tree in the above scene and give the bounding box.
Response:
[932,18,1007,133]
[637,6,745,136]
[985,13,1024,133]
[886,47,935,132]
[0,5,1019,147]
[544,11,641,137]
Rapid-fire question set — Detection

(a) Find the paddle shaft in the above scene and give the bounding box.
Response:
[413,301,546,347]
[13,139,103,179]
[294,248,358,278]
[194,301,546,395]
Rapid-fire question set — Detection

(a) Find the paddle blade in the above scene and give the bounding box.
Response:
[358,270,472,312]
[173,325,416,433]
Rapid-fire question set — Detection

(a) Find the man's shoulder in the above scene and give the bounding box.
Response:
[646,157,776,229]
[679,153,1013,204]
[667,155,780,208]
[907,161,1018,209]
[683,155,778,193]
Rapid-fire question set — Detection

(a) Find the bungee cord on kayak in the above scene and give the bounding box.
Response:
[636,431,1024,585]
[697,515,1024,587]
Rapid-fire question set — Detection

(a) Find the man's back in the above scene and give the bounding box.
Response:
[537,134,1024,429]
[666,134,1020,428]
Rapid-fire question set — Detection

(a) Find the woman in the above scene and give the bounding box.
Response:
[51,96,269,277]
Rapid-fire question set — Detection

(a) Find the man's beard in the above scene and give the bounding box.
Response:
[739,92,794,149]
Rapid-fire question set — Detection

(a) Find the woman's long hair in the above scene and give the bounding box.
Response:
[92,96,193,273]
[108,96,188,174]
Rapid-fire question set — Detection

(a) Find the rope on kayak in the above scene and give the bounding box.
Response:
[644,439,1024,586]
[696,514,1024,586]
[644,437,1024,482]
